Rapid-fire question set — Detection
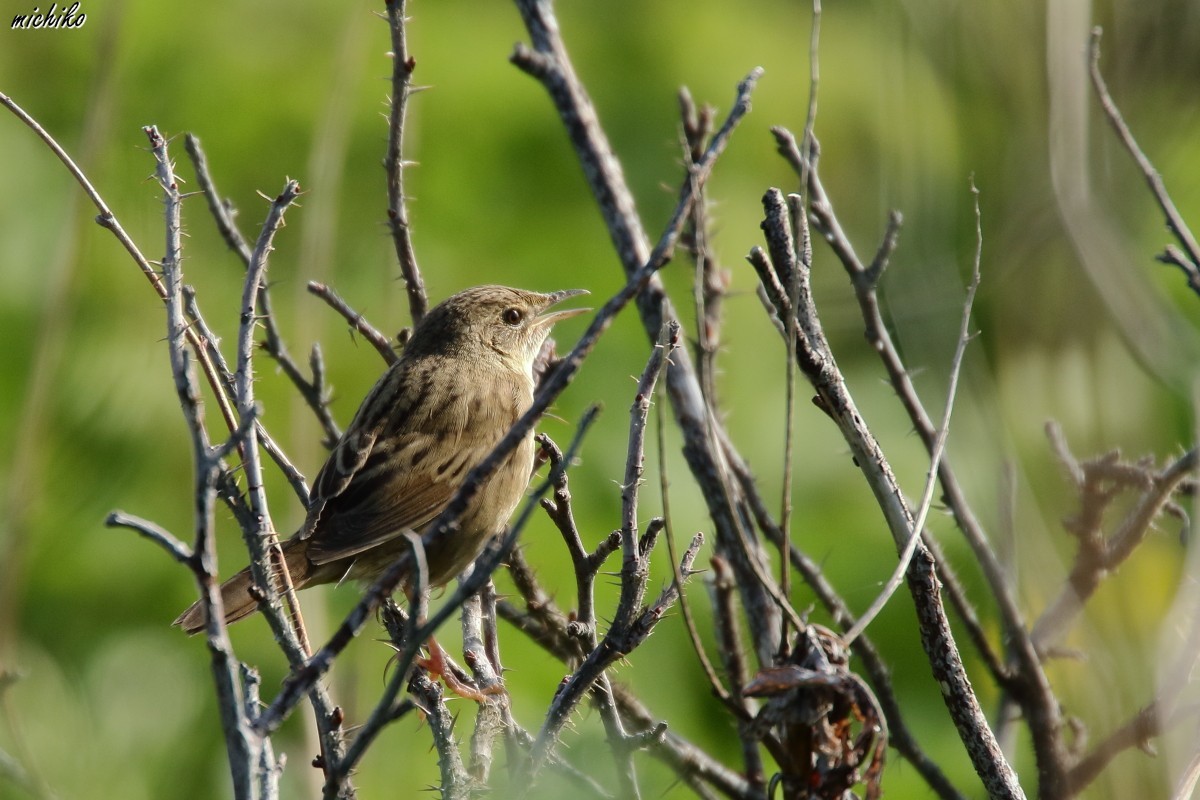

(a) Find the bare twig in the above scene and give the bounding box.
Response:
[773,124,1070,793]
[184,137,348,447]
[463,583,508,784]
[141,125,272,800]
[1033,437,1198,651]
[241,666,282,800]
[801,0,821,158]
[655,401,732,707]
[540,455,669,790]
[520,445,732,798]
[531,436,595,662]
[844,178,982,645]
[529,324,678,792]
[497,580,758,799]
[679,87,722,404]
[708,557,768,789]
[232,180,312,654]
[410,673,471,798]
[184,133,255,263]
[776,0,822,633]
[776,190,805,655]
[511,3,785,665]
[751,186,1024,799]
[0,96,247,447]
[307,281,399,365]
[383,0,429,323]
[105,511,193,565]
[605,614,754,800]
[530,529,704,777]
[0,94,166,314]
[672,96,747,703]
[1088,28,1200,296]
[617,325,676,628]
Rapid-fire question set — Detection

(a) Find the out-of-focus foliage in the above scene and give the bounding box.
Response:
[1,1,1198,797]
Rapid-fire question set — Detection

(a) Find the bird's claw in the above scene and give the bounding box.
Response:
[418,637,505,702]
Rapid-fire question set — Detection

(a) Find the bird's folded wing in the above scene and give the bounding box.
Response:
[304,431,482,564]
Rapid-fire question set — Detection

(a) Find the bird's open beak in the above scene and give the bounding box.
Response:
[535,289,590,327]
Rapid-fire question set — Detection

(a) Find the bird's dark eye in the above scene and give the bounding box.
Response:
[502,307,523,326]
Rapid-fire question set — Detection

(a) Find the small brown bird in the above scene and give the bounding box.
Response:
[176,285,588,634]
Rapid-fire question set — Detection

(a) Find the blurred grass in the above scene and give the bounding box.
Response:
[2,0,1199,797]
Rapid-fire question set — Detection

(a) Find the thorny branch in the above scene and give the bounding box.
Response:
[499,568,756,799]
[527,322,683,790]
[134,124,280,800]
[750,187,1025,799]
[213,181,354,798]
[183,134,342,448]
[1088,27,1200,297]
[383,0,429,323]
[1034,428,1198,652]
[512,0,785,669]
[461,582,507,784]
[306,281,399,366]
[232,180,310,651]
[773,123,1073,795]
[671,97,744,740]
[843,179,982,646]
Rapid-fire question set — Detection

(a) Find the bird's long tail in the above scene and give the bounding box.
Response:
[173,537,314,635]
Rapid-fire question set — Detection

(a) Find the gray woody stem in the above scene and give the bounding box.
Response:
[227,180,354,797]
[384,0,429,322]
[751,187,1025,800]
[529,322,681,785]
[1088,28,1200,296]
[844,180,982,646]
[775,125,1070,796]
[142,125,276,800]
[182,133,341,448]
[306,281,399,365]
[511,0,784,670]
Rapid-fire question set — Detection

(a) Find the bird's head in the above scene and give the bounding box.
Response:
[407,285,590,375]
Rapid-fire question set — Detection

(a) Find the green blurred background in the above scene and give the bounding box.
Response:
[2,0,1199,797]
